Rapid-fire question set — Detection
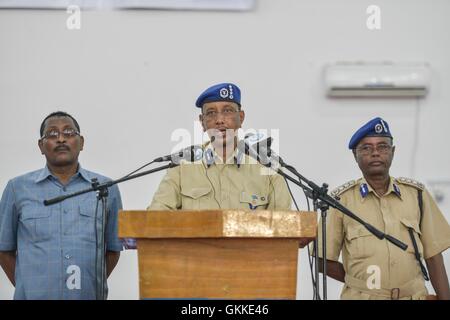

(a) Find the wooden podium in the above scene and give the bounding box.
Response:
[119,210,317,299]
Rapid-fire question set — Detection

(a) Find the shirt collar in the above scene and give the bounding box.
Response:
[202,141,244,168]
[35,164,91,184]
[359,176,402,201]
[77,166,93,183]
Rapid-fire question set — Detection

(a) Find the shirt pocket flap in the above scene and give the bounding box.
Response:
[20,208,51,221]
[239,192,269,207]
[181,187,212,200]
[78,200,99,218]
[400,218,422,235]
[346,224,372,240]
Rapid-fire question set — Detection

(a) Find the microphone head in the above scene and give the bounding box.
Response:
[240,133,283,169]
[171,145,204,164]
[190,145,204,162]
[244,133,272,150]
[239,133,273,165]
[237,139,248,155]
[244,132,267,144]
[244,132,255,140]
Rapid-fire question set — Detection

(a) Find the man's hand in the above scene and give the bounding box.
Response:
[426,253,450,300]
[0,251,16,286]
[106,251,120,278]
[318,258,346,282]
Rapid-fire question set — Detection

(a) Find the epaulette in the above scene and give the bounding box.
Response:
[396,177,424,190]
[330,180,357,198]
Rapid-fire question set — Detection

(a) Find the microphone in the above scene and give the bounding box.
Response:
[238,134,284,169]
[154,145,204,164]
[238,133,270,159]
[259,143,285,169]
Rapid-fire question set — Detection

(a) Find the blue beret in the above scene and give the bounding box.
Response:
[195,83,241,108]
[348,117,393,149]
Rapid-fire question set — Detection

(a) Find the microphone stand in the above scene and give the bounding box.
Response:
[285,164,330,300]
[43,162,177,300]
[315,184,329,301]
[260,156,408,300]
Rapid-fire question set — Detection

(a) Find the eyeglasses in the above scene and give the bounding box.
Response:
[356,144,392,155]
[203,108,238,121]
[41,128,80,140]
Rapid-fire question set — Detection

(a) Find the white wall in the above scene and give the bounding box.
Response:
[1,0,449,300]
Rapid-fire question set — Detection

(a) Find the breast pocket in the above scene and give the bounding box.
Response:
[78,202,101,243]
[20,208,52,243]
[239,192,269,210]
[345,224,374,259]
[180,187,213,210]
[399,218,424,257]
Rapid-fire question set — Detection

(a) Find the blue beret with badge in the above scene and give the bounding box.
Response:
[195,83,241,108]
[348,117,393,149]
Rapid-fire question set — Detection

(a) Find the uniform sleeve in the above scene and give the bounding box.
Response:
[105,184,124,252]
[309,199,345,262]
[420,189,450,259]
[147,167,182,210]
[267,172,292,210]
[0,180,18,252]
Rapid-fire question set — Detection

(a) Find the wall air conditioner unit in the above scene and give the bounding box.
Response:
[324,62,431,97]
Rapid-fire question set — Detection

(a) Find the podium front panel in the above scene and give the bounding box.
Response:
[119,210,317,299]
[137,238,299,299]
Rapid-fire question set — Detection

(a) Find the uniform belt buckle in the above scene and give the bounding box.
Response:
[391,288,400,300]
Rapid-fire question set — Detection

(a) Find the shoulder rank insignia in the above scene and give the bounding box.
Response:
[396,177,424,190]
[330,180,356,199]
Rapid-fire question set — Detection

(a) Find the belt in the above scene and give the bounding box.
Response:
[345,274,427,300]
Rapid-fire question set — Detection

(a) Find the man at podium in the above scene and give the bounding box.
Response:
[148,83,292,212]
[121,86,311,300]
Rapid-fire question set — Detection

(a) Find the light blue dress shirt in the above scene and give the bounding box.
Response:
[0,165,123,300]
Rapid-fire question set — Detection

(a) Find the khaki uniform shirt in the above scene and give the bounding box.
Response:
[148,143,292,211]
[315,176,450,300]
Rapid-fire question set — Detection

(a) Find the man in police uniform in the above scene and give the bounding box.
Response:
[316,117,450,300]
[148,83,292,211]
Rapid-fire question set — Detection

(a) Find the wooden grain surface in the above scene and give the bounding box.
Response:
[137,238,299,299]
[119,210,317,240]
[119,210,317,299]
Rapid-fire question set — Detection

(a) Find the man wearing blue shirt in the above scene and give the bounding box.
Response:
[0,111,123,300]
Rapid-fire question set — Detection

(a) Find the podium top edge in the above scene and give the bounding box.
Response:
[119,210,317,239]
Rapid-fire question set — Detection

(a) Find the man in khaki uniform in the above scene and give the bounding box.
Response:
[149,83,292,211]
[316,117,450,300]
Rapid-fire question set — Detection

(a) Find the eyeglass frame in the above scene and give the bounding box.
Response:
[40,128,80,140]
[202,107,240,121]
[355,143,394,155]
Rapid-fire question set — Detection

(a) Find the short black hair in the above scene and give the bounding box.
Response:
[40,111,80,137]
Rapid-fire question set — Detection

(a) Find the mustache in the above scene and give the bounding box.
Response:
[54,145,70,152]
